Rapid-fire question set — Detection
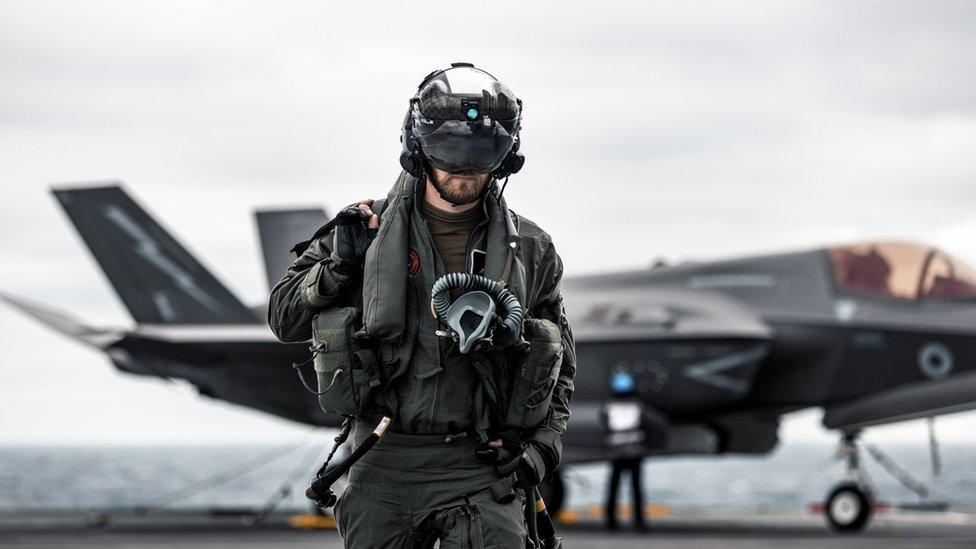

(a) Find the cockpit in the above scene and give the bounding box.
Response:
[827,242,976,301]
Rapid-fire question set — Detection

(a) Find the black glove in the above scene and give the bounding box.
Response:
[517,428,562,488]
[329,207,373,276]
[487,434,548,489]
[514,443,547,488]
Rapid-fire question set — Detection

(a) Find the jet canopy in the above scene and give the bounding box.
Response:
[828,241,976,301]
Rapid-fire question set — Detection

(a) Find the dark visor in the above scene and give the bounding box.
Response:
[415,117,518,174]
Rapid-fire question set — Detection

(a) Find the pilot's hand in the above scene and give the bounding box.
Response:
[329,200,379,276]
[488,435,547,488]
[357,199,380,231]
[513,443,547,488]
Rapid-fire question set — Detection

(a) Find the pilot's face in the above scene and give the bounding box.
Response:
[429,167,491,205]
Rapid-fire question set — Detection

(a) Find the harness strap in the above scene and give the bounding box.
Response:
[488,475,518,504]
[498,211,520,286]
[470,352,502,412]
[290,198,390,258]
[354,349,382,389]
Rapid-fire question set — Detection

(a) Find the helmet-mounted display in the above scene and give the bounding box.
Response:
[400,62,525,180]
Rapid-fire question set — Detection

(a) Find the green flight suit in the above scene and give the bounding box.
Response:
[268,174,576,548]
[335,422,526,548]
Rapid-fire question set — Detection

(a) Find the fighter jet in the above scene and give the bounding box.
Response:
[4,183,975,532]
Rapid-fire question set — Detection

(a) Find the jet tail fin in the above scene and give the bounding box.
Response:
[0,291,122,350]
[254,208,328,291]
[52,184,258,324]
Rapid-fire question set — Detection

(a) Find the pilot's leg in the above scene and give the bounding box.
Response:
[334,482,414,548]
[434,488,525,549]
[606,459,623,530]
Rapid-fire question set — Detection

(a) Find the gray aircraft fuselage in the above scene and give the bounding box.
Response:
[559,246,976,462]
[53,244,975,468]
[6,186,974,471]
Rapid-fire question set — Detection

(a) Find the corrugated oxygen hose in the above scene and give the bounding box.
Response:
[525,486,540,547]
[430,273,523,336]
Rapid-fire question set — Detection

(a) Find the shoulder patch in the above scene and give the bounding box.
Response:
[408,248,421,277]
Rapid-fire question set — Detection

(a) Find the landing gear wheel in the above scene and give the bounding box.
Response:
[537,471,565,519]
[825,482,872,533]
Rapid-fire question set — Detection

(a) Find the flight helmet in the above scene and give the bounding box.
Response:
[400,62,525,179]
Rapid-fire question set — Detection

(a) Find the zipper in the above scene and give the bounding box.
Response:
[417,215,443,433]
[464,224,481,273]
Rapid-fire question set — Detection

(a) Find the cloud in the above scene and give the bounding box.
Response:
[2,0,976,443]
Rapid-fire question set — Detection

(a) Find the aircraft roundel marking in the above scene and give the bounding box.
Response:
[917,342,953,380]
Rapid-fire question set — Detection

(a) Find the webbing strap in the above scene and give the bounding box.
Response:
[354,349,382,388]
[470,353,502,411]
[498,211,520,285]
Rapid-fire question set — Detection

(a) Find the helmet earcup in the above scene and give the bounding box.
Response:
[493,148,525,179]
[399,101,425,177]
[399,150,422,177]
[507,151,525,174]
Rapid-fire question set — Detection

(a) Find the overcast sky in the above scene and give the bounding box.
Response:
[1,1,975,447]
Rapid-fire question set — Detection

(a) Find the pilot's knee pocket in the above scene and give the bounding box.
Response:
[333,486,374,539]
[468,490,526,549]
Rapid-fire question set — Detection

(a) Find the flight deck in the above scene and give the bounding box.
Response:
[1,508,973,548]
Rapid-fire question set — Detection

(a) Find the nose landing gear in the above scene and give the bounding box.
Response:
[825,482,873,532]
[824,433,874,533]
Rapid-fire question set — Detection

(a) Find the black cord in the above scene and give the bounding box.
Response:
[525,486,540,548]
[496,176,511,203]
[315,418,354,478]
[293,344,329,395]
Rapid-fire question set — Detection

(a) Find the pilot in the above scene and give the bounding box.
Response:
[268,63,576,548]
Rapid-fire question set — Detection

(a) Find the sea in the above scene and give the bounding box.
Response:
[1,441,974,513]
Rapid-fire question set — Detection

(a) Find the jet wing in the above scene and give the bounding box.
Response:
[823,370,976,432]
[2,291,329,426]
[0,291,123,350]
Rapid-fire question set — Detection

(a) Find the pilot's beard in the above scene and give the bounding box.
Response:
[429,170,491,206]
